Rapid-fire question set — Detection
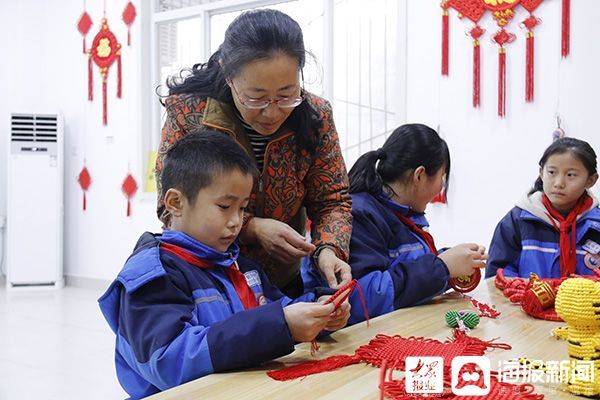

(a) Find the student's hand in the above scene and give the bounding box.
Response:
[438,243,488,278]
[319,297,351,331]
[283,302,336,342]
[316,247,353,289]
[245,218,316,264]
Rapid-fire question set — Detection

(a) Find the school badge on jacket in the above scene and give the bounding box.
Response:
[244,270,268,305]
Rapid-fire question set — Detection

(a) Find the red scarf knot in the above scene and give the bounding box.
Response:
[541,193,593,277]
[161,242,259,310]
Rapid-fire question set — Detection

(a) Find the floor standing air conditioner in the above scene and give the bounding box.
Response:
[6,113,64,288]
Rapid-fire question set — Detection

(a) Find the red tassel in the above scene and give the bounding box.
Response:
[128,30,131,46]
[525,32,534,102]
[561,0,570,57]
[83,38,86,54]
[88,56,93,101]
[127,200,131,217]
[117,55,122,99]
[473,41,481,108]
[267,354,361,381]
[441,8,449,75]
[498,48,506,117]
[83,192,87,211]
[102,77,107,125]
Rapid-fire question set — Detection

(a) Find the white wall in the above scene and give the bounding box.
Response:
[0,0,161,282]
[406,1,600,249]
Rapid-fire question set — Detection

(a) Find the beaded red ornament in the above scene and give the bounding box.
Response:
[122,1,137,46]
[121,173,138,217]
[88,18,122,125]
[78,165,92,211]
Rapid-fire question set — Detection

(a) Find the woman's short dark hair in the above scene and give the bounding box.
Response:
[161,130,258,205]
[349,123,450,197]
[165,9,320,156]
[529,137,597,195]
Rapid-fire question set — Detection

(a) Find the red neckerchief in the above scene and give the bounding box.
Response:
[393,211,438,256]
[161,242,259,310]
[541,193,593,277]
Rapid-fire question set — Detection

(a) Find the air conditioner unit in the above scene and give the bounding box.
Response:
[6,113,64,288]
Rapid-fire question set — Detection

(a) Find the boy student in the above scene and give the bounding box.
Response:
[99,131,350,399]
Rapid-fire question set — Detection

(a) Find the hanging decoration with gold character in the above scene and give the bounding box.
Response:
[88,18,122,125]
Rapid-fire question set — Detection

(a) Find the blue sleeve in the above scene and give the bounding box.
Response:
[349,254,449,325]
[237,255,333,307]
[487,208,522,278]
[349,206,394,279]
[118,271,295,391]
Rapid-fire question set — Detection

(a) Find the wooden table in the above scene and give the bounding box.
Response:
[147,278,576,399]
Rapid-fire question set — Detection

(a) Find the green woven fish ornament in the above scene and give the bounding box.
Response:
[445,310,480,329]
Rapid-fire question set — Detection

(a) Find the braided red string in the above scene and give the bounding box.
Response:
[311,279,371,355]
[268,329,510,381]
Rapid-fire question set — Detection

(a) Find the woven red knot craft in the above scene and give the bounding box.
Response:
[121,173,138,217]
[88,18,122,125]
[449,267,481,293]
[77,165,92,211]
[443,0,561,115]
[122,1,137,46]
[268,328,511,381]
[469,296,501,318]
[77,11,93,54]
[494,268,600,321]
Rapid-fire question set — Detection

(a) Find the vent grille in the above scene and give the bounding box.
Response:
[11,114,58,143]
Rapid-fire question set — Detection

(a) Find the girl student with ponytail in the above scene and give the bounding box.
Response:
[156,9,352,297]
[304,123,488,324]
[487,137,600,279]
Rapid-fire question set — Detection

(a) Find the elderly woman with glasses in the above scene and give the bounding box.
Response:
[156,9,352,297]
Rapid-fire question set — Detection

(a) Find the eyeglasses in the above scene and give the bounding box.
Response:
[229,82,304,110]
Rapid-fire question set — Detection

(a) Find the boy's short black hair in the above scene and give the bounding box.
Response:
[161,129,258,204]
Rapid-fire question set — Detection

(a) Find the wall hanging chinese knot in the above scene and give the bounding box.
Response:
[440,0,571,117]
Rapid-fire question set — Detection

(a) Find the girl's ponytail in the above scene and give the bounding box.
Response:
[349,150,385,194]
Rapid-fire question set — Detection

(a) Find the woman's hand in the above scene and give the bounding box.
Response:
[243,217,315,264]
[316,247,352,289]
[438,243,488,277]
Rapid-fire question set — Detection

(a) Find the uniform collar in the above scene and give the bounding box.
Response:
[159,230,239,268]
[377,192,429,227]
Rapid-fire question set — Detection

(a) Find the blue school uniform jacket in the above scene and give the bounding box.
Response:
[486,191,600,279]
[98,230,325,399]
[303,192,449,325]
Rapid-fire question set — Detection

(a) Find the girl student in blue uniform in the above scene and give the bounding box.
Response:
[309,123,488,324]
[99,131,350,399]
[487,137,600,279]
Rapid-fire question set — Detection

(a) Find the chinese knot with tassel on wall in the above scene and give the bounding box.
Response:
[441,0,571,117]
